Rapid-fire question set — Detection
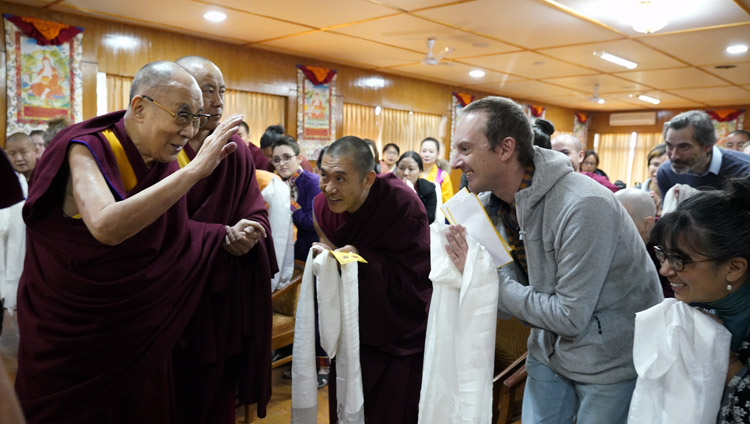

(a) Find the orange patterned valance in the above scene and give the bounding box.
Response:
[296,65,337,86]
[706,109,745,123]
[4,14,82,45]
[528,104,545,118]
[575,112,588,124]
[452,92,475,107]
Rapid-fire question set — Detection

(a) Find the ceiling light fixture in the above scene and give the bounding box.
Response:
[469,69,485,78]
[638,94,661,105]
[629,1,668,34]
[204,11,227,22]
[726,44,748,55]
[594,51,638,70]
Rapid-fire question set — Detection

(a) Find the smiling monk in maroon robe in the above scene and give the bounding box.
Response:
[15,61,250,424]
[313,136,432,423]
[174,56,277,423]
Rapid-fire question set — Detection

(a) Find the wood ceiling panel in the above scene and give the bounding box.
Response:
[334,14,518,58]
[373,0,476,11]
[469,80,583,99]
[669,86,750,105]
[204,0,397,28]
[56,0,311,43]
[544,74,650,94]
[260,31,425,68]
[538,40,683,72]
[390,62,523,86]
[638,25,750,66]
[604,91,705,108]
[462,51,595,79]
[613,68,729,90]
[417,0,622,49]
[702,62,750,85]
[560,0,748,37]
[540,96,642,111]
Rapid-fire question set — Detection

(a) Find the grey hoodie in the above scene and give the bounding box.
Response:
[489,147,663,384]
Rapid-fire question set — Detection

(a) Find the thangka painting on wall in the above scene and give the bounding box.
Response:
[706,109,745,146]
[574,112,589,146]
[296,65,337,161]
[4,14,83,137]
[526,104,545,121]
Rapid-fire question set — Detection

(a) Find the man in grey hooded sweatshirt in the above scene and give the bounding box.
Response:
[445,96,662,424]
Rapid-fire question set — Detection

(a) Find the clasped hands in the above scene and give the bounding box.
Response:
[223,219,267,256]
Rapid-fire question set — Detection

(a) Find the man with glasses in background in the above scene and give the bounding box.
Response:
[15,61,254,424]
[174,56,277,423]
[657,111,750,200]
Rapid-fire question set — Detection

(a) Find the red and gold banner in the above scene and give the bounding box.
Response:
[706,109,745,146]
[297,65,337,86]
[452,92,475,108]
[574,112,589,145]
[6,15,82,45]
[527,104,545,118]
[4,14,83,136]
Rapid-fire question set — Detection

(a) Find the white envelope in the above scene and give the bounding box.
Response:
[440,188,514,268]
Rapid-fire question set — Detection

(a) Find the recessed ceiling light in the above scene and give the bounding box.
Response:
[638,95,661,105]
[594,51,638,70]
[469,69,485,78]
[726,44,748,55]
[204,11,227,22]
[596,98,605,105]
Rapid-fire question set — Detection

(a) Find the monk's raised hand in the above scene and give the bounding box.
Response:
[189,113,242,179]
[445,224,468,273]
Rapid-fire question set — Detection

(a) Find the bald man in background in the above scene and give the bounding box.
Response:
[176,56,276,423]
[15,61,249,424]
[616,188,673,298]
[4,133,37,182]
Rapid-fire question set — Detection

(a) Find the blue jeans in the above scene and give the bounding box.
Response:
[522,354,636,424]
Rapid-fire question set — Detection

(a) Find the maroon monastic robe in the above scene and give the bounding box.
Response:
[16,111,228,424]
[174,135,277,423]
[313,173,432,423]
[0,150,23,208]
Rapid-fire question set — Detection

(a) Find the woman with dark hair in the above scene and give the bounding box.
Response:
[581,150,609,178]
[650,177,750,423]
[420,137,453,203]
[395,151,437,224]
[532,119,554,149]
[380,143,400,174]
[641,143,668,215]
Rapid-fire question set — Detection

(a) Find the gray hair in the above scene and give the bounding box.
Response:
[460,96,534,166]
[663,110,716,148]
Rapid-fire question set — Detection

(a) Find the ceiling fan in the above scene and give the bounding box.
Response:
[422,38,455,66]
[590,83,605,104]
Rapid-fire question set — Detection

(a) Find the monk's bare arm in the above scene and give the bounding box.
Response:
[69,115,241,246]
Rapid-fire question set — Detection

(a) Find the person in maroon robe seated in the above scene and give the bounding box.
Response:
[552,134,620,192]
[14,61,259,424]
[313,136,432,423]
[175,56,277,423]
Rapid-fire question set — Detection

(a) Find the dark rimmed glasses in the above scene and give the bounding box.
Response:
[141,95,211,129]
[653,245,715,272]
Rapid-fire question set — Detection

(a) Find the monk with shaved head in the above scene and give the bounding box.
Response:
[15,61,252,423]
[174,55,276,423]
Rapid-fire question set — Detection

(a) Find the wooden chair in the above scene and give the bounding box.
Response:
[491,317,530,424]
[270,259,306,368]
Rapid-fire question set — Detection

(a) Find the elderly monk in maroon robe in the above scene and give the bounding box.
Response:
[174,56,276,423]
[15,61,255,424]
[313,136,432,423]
